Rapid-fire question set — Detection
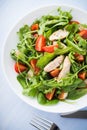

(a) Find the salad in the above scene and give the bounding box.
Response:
[10,8,87,105]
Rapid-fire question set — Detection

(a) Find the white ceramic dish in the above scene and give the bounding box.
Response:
[2,5,87,113]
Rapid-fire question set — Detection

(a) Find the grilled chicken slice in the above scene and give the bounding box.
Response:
[49,29,69,41]
[44,55,64,72]
[57,56,71,80]
[58,91,68,100]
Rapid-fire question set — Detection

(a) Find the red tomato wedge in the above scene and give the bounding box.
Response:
[50,68,60,77]
[34,67,40,75]
[45,89,56,100]
[70,20,80,24]
[78,30,87,39]
[74,53,84,62]
[14,62,27,73]
[30,59,40,74]
[35,35,46,51]
[31,24,39,31]
[30,59,37,71]
[78,72,86,80]
[42,44,58,53]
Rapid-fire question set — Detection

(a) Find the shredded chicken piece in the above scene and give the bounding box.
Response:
[44,55,64,72]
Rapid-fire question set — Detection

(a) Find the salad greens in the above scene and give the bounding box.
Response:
[10,8,87,105]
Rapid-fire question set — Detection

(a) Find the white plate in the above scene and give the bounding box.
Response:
[2,5,87,113]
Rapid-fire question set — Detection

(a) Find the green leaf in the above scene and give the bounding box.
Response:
[65,23,79,35]
[63,79,86,92]
[37,92,58,105]
[10,49,17,61]
[66,39,86,55]
[75,34,87,50]
[46,99,59,105]
[67,88,87,100]
[23,87,37,97]
[57,7,72,20]
[68,52,84,73]
[36,52,55,68]
[17,25,30,41]
[17,73,28,89]
[37,93,47,104]
[55,47,71,55]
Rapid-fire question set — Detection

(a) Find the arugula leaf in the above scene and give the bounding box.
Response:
[75,34,87,49]
[37,93,47,104]
[17,25,30,41]
[66,39,86,55]
[10,49,17,61]
[65,23,79,40]
[17,72,28,89]
[57,7,72,20]
[65,23,79,35]
[38,8,72,35]
[63,79,86,92]
[69,52,84,73]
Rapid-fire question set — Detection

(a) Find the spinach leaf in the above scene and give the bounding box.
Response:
[37,93,47,104]
[67,88,87,100]
[46,99,59,105]
[63,79,86,92]
[57,7,72,20]
[36,52,55,68]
